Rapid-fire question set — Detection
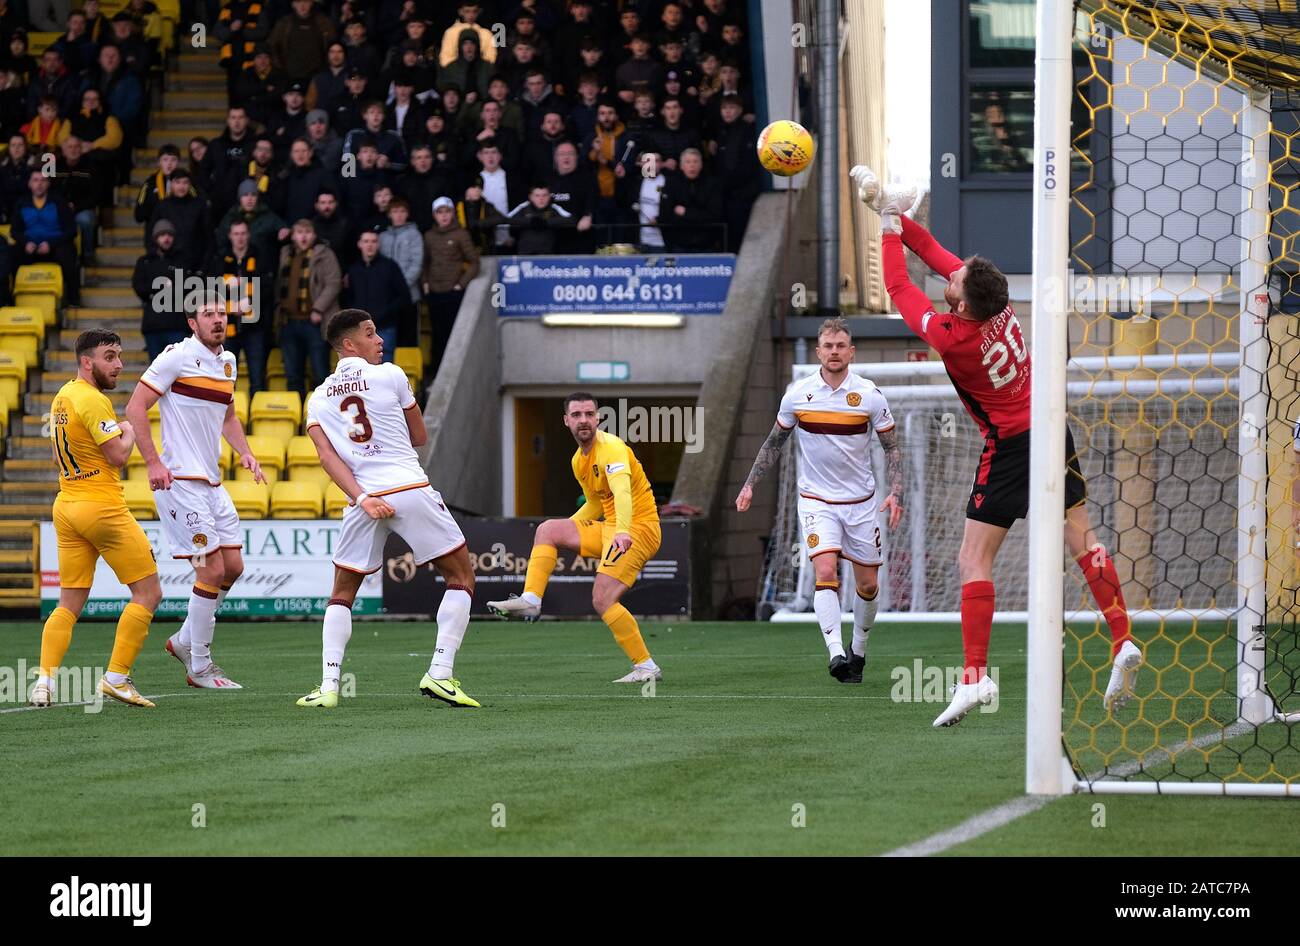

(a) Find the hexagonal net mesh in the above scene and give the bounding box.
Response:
[1067,1,1300,789]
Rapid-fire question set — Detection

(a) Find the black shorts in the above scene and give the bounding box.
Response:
[966,426,1087,529]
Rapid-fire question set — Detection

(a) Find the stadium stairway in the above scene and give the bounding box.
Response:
[0,43,226,614]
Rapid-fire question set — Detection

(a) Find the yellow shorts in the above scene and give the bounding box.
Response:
[53,497,157,589]
[575,518,662,588]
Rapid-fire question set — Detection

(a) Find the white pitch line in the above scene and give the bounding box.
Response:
[880,794,1055,857]
[0,692,194,714]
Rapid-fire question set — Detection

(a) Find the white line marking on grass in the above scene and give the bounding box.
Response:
[880,794,1055,857]
[1,693,194,714]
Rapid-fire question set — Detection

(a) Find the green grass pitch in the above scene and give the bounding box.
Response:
[1,619,1296,856]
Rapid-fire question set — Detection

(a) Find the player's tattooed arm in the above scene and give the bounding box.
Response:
[745,422,793,489]
[878,426,904,502]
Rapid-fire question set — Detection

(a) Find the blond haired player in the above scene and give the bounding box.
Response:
[736,318,904,683]
[125,301,265,690]
[297,309,480,709]
[31,330,162,708]
[488,393,664,683]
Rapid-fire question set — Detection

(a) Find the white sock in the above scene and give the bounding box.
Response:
[814,587,844,658]
[187,585,220,670]
[178,585,229,648]
[36,673,53,689]
[636,657,659,670]
[521,591,541,606]
[322,603,353,692]
[428,588,471,678]
[852,591,878,657]
[105,670,127,685]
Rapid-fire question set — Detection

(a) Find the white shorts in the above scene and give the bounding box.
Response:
[155,478,242,559]
[797,493,882,567]
[335,485,466,574]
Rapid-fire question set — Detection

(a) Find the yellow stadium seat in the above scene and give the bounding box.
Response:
[394,346,424,381]
[0,224,11,244]
[232,390,249,427]
[285,435,330,485]
[224,480,269,519]
[250,390,301,441]
[14,264,62,326]
[26,32,60,56]
[324,481,349,518]
[220,439,234,475]
[0,307,45,367]
[265,349,286,391]
[237,434,284,483]
[271,480,323,519]
[127,435,165,478]
[122,479,156,519]
[0,350,25,412]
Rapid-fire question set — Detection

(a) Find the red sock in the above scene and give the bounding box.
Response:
[960,580,995,684]
[1076,549,1132,655]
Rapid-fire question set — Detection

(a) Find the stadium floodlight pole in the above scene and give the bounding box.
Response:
[815,0,839,316]
[1025,0,1072,796]
[1238,91,1274,728]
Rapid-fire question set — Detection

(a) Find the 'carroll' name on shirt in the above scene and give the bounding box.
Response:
[326,380,371,397]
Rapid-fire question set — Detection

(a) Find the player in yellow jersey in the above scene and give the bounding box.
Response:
[488,393,664,682]
[30,330,162,708]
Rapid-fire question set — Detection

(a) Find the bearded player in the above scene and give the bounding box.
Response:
[735,317,903,684]
[851,165,1141,727]
[487,393,664,684]
[126,301,265,690]
[296,309,479,709]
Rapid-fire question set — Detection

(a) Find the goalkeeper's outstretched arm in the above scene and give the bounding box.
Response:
[899,216,964,280]
[883,230,952,352]
[735,421,793,512]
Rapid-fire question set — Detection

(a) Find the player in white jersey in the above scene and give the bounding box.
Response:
[125,301,266,689]
[736,317,904,683]
[295,309,480,709]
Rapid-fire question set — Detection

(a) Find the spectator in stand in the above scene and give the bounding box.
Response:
[207,218,271,394]
[122,0,164,71]
[548,140,595,253]
[109,11,150,79]
[710,92,762,252]
[209,105,255,210]
[459,75,525,142]
[466,137,522,248]
[623,88,658,144]
[437,83,463,128]
[523,109,569,186]
[415,103,461,172]
[609,8,643,67]
[187,136,215,197]
[277,137,330,224]
[305,108,342,172]
[518,69,567,138]
[506,10,550,67]
[696,0,733,48]
[379,19,432,78]
[384,39,437,102]
[54,136,98,265]
[216,0,271,97]
[217,179,289,265]
[5,31,38,89]
[13,168,79,304]
[657,2,688,47]
[134,219,188,360]
[268,0,337,84]
[661,148,722,252]
[310,189,349,259]
[378,197,422,343]
[356,181,393,235]
[240,136,282,206]
[553,0,600,95]
[456,174,507,255]
[135,144,180,227]
[306,40,347,112]
[83,0,110,47]
[633,151,667,249]
[22,95,63,156]
[560,38,610,101]
[437,2,496,68]
[234,46,287,127]
[0,134,36,221]
[421,195,477,374]
[269,81,309,156]
[497,38,541,95]
[584,100,636,239]
[696,49,721,108]
[51,11,95,77]
[567,71,601,145]
[341,17,381,79]
[662,68,701,127]
[328,66,370,135]
[705,59,755,136]
[386,73,425,145]
[338,138,391,221]
[397,145,446,232]
[275,218,340,396]
[438,30,491,105]
[147,168,211,270]
[57,88,122,211]
[344,229,408,360]
[344,100,407,170]
[653,96,701,173]
[88,44,144,184]
[658,36,696,96]
[716,18,752,77]
[616,34,661,106]
[507,182,573,255]
[460,98,520,171]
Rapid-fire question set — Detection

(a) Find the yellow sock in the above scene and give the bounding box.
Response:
[39,606,77,677]
[523,544,558,599]
[602,603,650,664]
[108,603,154,675]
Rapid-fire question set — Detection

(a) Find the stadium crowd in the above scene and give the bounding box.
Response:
[0,0,764,392]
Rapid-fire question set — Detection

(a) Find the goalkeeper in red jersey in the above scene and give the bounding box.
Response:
[850,165,1142,728]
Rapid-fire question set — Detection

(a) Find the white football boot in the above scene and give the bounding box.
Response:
[932,674,999,728]
[187,661,243,689]
[165,633,191,673]
[28,679,54,707]
[613,664,663,684]
[487,594,541,621]
[1104,640,1144,712]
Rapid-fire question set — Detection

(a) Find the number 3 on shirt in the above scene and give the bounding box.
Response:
[982,318,1028,389]
[340,395,373,443]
